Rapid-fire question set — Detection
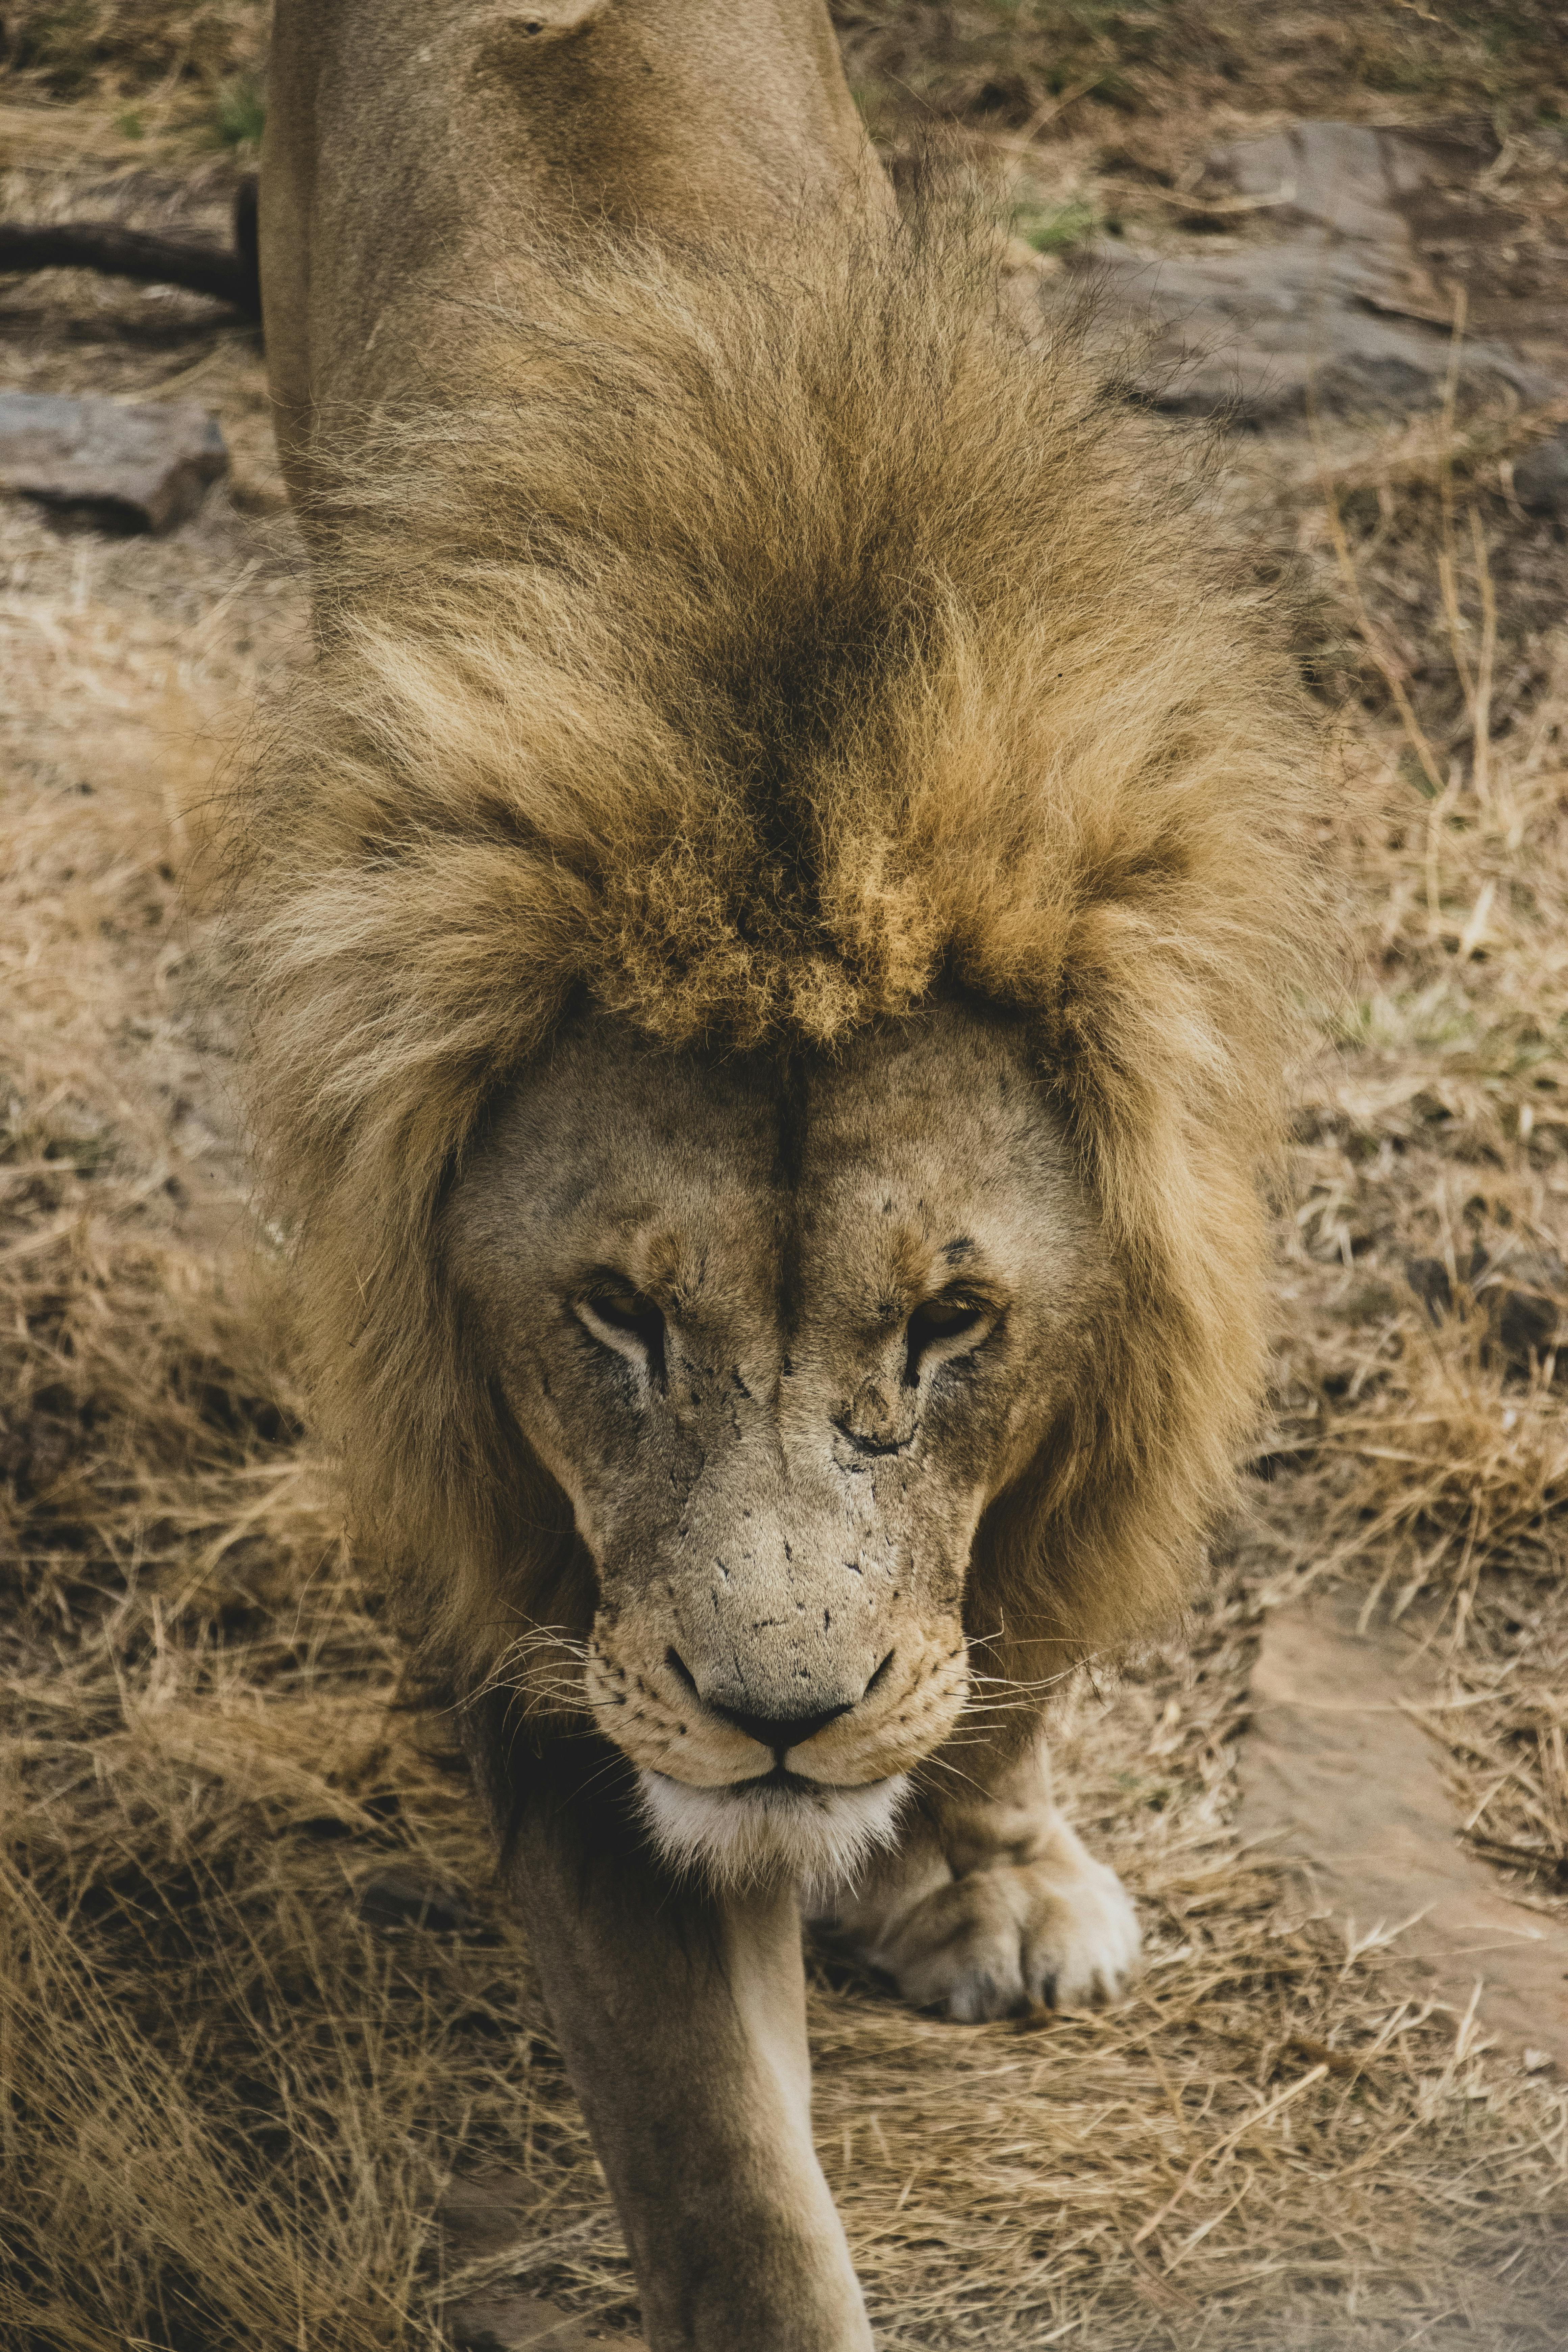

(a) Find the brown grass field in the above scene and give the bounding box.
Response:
[4,5,1568,2347]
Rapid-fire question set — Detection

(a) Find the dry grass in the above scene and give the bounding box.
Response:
[1274,624,1568,1602]
[1350,644,1568,1875]
[1253,406,1568,1944]
[832,0,1568,136]
[0,584,547,2351]
[5,27,1568,2347]
[0,1,266,109]
[3,2,1564,130]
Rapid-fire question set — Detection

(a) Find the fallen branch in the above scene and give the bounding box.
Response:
[0,178,260,320]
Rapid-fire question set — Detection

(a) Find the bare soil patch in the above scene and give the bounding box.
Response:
[1240,1587,1568,2068]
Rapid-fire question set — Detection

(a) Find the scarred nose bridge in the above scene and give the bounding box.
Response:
[660,1440,904,1742]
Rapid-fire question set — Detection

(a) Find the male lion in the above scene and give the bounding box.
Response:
[243,3,1317,2343]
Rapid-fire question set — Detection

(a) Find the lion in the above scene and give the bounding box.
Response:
[244,4,1319,2344]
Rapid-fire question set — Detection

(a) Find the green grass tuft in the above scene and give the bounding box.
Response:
[211,71,264,148]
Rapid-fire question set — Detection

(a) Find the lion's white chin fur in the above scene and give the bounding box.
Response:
[638,1769,910,1896]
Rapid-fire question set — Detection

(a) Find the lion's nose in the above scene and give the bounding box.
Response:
[708,1695,854,1755]
[667,1647,895,1757]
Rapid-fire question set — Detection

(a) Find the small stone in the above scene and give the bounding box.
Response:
[1514,428,1568,517]
[0,389,227,533]
[357,1863,476,1934]
[446,2291,636,2349]
[439,2173,644,2346]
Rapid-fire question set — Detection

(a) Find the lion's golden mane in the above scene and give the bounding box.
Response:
[233,208,1319,1706]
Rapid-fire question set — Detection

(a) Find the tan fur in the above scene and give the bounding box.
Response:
[257,0,879,505]
[237,212,1318,1703]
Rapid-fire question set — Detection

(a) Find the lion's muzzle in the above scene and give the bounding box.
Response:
[585,1619,965,1887]
[584,1610,969,1849]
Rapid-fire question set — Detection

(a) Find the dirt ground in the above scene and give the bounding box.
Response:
[4,7,1568,2349]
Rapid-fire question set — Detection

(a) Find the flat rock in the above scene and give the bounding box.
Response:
[1077,238,1551,422]
[1238,1588,1568,2068]
[1197,119,1489,250]
[0,389,227,532]
[1073,118,1560,422]
[440,2173,545,2264]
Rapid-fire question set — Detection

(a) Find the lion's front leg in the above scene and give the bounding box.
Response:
[818,1737,1140,2023]
[505,1739,873,2352]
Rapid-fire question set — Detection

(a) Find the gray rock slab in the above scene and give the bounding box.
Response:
[0,389,227,532]
[1198,119,1487,247]
[1238,1587,1568,2068]
[1074,116,1561,422]
[1076,236,1553,422]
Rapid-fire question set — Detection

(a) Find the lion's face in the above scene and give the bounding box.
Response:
[445,1001,1114,1886]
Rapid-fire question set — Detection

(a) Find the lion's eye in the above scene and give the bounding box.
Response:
[578,1285,667,1381]
[904,1295,986,1386]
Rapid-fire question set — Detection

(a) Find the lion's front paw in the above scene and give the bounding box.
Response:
[869,1845,1141,2023]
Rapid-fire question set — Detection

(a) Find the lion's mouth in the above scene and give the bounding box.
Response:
[638,1764,910,1890]
[726,1765,853,1798]
[648,1763,868,1805]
